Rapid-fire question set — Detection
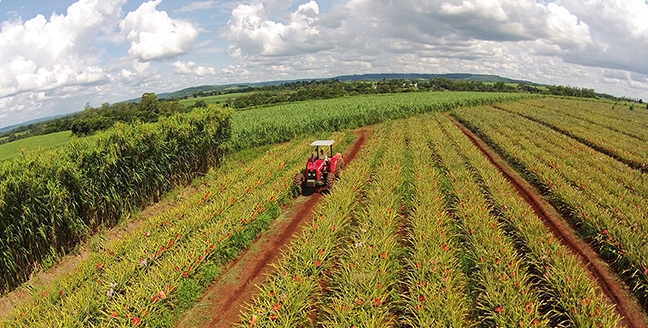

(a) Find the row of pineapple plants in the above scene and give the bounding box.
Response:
[240,126,387,326]
[425,117,547,327]
[457,108,648,250]
[433,114,622,326]
[319,120,409,327]
[452,106,648,227]
[5,132,348,327]
[487,115,648,231]
[402,123,472,326]
[452,106,648,308]
[495,99,648,171]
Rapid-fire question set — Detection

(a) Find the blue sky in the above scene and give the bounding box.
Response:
[1,0,648,128]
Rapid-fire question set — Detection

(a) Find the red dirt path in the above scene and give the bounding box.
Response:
[176,128,370,328]
[447,114,648,328]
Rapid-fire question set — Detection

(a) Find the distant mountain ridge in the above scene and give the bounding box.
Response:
[0,114,68,134]
[335,73,533,84]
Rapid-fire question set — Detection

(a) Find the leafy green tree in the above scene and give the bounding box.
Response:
[193,100,208,108]
[139,93,160,113]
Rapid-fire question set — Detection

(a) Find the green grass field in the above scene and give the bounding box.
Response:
[178,93,245,107]
[0,130,72,161]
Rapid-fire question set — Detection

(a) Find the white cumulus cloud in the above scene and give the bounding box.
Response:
[556,0,648,75]
[177,1,218,12]
[224,1,328,57]
[119,0,200,62]
[173,61,216,75]
[0,0,126,99]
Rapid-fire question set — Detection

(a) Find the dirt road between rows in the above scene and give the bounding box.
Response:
[447,114,647,328]
[176,128,370,328]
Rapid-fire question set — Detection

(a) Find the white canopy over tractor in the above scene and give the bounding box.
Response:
[310,140,335,146]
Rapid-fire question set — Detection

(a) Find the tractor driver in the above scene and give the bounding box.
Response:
[320,149,328,162]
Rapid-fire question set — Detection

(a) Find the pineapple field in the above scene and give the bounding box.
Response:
[1,94,648,327]
[238,112,641,327]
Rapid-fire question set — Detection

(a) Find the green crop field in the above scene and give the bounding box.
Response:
[229,91,529,150]
[0,130,72,161]
[3,95,648,327]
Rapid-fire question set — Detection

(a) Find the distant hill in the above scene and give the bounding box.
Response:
[162,85,245,100]
[161,79,326,100]
[335,73,533,84]
[0,114,69,134]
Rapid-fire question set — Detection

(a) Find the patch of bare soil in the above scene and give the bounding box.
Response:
[175,128,370,328]
[448,114,648,328]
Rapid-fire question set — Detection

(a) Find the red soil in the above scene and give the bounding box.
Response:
[176,128,370,328]
[447,114,647,328]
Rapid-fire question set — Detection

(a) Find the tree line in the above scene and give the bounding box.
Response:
[223,78,603,109]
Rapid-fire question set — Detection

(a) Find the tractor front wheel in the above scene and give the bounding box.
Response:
[326,173,336,191]
[294,172,305,196]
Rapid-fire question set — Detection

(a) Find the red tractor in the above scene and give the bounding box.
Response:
[294,140,344,194]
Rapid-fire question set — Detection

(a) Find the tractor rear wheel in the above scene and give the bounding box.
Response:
[294,172,305,196]
[326,173,336,191]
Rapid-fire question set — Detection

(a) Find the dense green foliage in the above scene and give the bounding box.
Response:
[177,93,246,107]
[0,106,231,293]
[69,94,188,136]
[1,92,530,161]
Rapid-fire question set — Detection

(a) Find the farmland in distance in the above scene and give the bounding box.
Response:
[0,130,72,161]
